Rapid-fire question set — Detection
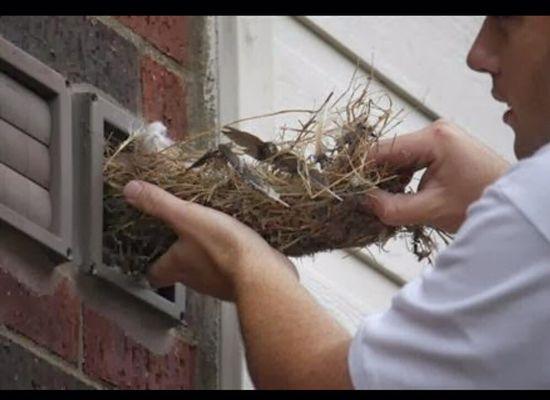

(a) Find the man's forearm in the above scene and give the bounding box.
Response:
[235,260,354,389]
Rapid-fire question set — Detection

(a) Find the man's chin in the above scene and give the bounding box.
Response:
[514,146,528,160]
[514,138,542,160]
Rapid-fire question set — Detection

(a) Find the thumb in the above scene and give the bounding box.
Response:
[364,187,437,227]
[146,242,187,289]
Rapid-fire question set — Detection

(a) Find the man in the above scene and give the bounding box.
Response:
[122,16,550,388]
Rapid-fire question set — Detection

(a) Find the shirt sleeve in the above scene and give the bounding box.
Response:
[348,182,550,389]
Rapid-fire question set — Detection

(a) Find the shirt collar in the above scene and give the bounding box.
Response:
[533,142,550,158]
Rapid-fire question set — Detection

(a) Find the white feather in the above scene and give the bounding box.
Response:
[135,121,175,154]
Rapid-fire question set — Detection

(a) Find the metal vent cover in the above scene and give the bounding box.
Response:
[73,93,186,321]
[0,36,73,261]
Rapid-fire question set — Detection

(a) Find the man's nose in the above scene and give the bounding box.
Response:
[467,44,498,74]
[466,20,499,75]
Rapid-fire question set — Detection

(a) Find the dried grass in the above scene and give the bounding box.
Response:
[103,77,444,276]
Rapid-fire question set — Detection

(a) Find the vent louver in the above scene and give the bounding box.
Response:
[0,36,73,262]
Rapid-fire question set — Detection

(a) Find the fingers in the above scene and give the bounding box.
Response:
[123,180,190,232]
[123,180,223,240]
[369,125,437,171]
[365,187,438,227]
[147,240,214,288]
[147,243,184,289]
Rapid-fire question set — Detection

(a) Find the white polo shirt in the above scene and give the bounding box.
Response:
[348,143,550,389]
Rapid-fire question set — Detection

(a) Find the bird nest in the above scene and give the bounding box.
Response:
[103,81,442,276]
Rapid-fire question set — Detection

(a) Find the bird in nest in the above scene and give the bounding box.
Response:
[221,126,300,174]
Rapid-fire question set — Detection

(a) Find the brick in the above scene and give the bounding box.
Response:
[0,335,95,389]
[0,269,80,364]
[0,16,140,112]
[83,307,195,389]
[117,16,188,64]
[141,56,187,139]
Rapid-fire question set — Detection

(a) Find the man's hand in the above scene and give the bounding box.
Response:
[123,180,353,389]
[365,120,511,233]
[123,180,298,301]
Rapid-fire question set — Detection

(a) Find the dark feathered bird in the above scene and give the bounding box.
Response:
[222,126,299,174]
[221,126,331,194]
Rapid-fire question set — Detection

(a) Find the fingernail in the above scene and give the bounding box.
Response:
[123,180,143,201]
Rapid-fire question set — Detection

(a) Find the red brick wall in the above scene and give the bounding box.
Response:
[0,16,218,389]
[119,15,190,139]
[116,16,188,65]
[141,56,188,139]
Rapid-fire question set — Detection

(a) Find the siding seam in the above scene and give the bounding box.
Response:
[346,249,407,287]
[293,16,441,122]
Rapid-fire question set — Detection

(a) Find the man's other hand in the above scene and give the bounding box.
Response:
[365,120,511,233]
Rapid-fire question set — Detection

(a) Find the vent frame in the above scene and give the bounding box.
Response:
[73,93,187,322]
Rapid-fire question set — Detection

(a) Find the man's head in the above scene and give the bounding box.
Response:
[467,16,550,159]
